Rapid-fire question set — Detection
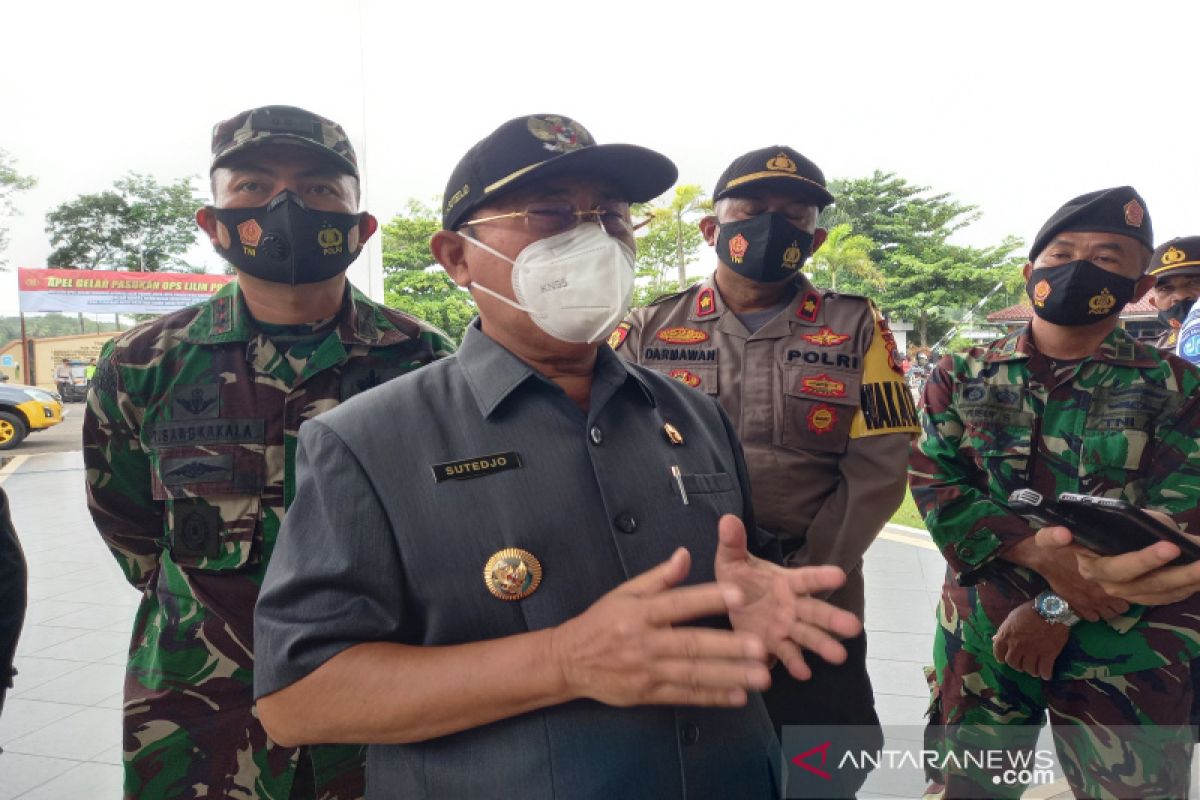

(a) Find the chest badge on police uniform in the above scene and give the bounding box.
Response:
[484,548,543,601]
[662,422,684,446]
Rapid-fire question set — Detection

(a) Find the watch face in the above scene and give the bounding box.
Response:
[1041,594,1068,618]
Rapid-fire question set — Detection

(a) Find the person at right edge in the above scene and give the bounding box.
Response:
[1146,235,1200,351]
[909,187,1200,799]
[616,146,917,797]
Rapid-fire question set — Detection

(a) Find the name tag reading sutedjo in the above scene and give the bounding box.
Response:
[432,451,523,483]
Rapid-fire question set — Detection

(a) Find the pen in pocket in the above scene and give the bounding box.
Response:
[670,464,689,505]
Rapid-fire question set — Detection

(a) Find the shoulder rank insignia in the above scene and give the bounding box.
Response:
[796,291,820,322]
[696,287,716,317]
[657,327,709,345]
[801,327,850,347]
[484,548,542,601]
[432,451,522,483]
[608,322,631,350]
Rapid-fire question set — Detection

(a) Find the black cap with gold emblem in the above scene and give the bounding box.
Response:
[1149,236,1200,280]
[1028,186,1153,262]
[441,114,678,230]
[712,145,834,208]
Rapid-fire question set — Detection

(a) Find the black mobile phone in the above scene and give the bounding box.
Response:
[1007,489,1200,566]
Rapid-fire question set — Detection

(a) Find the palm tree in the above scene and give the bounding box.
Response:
[809,223,883,291]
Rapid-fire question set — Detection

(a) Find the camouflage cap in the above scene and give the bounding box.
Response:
[210,105,358,177]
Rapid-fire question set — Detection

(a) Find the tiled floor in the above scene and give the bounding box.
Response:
[0,452,1066,799]
[0,452,137,800]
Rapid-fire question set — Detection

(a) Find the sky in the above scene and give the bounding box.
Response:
[2,0,1196,318]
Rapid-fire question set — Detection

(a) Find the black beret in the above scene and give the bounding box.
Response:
[1149,236,1200,280]
[441,114,677,230]
[1028,186,1152,262]
[712,146,834,209]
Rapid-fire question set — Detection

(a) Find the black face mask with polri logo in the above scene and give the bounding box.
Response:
[1025,260,1137,326]
[717,212,814,283]
[209,191,363,285]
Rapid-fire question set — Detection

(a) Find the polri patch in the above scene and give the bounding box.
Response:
[656,327,709,345]
[801,327,850,346]
[433,451,523,483]
[696,287,716,317]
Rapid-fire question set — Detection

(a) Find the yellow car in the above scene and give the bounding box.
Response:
[0,381,65,450]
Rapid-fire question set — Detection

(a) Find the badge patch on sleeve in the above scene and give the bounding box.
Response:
[432,451,523,483]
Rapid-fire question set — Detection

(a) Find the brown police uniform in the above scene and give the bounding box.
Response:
[616,274,917,618]
[617,274,917,796]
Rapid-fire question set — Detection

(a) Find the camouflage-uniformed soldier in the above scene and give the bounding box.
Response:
[84,106,454,799]
[1147,236,1200,351]
[617,146,917,796]
[910,187,1200,798]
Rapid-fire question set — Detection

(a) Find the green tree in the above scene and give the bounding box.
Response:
[822,171,1023,347]
[45,173,203,271]
[381,199,476,342]
[808,223,882,291]
[0,149,36,267]
[631,185,708,306]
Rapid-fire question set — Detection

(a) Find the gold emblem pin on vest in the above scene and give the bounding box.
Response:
[663,422,684,446]
[484,548,543,601]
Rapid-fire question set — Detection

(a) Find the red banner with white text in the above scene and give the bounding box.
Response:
[17,268,233,314]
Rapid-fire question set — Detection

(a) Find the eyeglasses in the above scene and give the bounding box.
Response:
[462,201,634,241]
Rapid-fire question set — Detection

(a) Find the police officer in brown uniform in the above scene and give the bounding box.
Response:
[616,146,918,796]
[1147,236,1200,351]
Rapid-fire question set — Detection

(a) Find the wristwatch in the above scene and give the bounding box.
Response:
[1034,591,1079,626]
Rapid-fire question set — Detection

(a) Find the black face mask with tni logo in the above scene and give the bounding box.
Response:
[1025,260,1137,326]
[717,212,814,283]
[209,191,363,285]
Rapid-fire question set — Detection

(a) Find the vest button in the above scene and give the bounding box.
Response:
[589,426,603,445]
[614,513,638,534]
[680,722,700,745]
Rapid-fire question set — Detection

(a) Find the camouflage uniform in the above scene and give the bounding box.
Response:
[910,325,1200,798]
[84,281,454,799]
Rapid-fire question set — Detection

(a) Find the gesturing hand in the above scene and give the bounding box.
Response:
[550,546,772,708]
[713,515,863,681]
